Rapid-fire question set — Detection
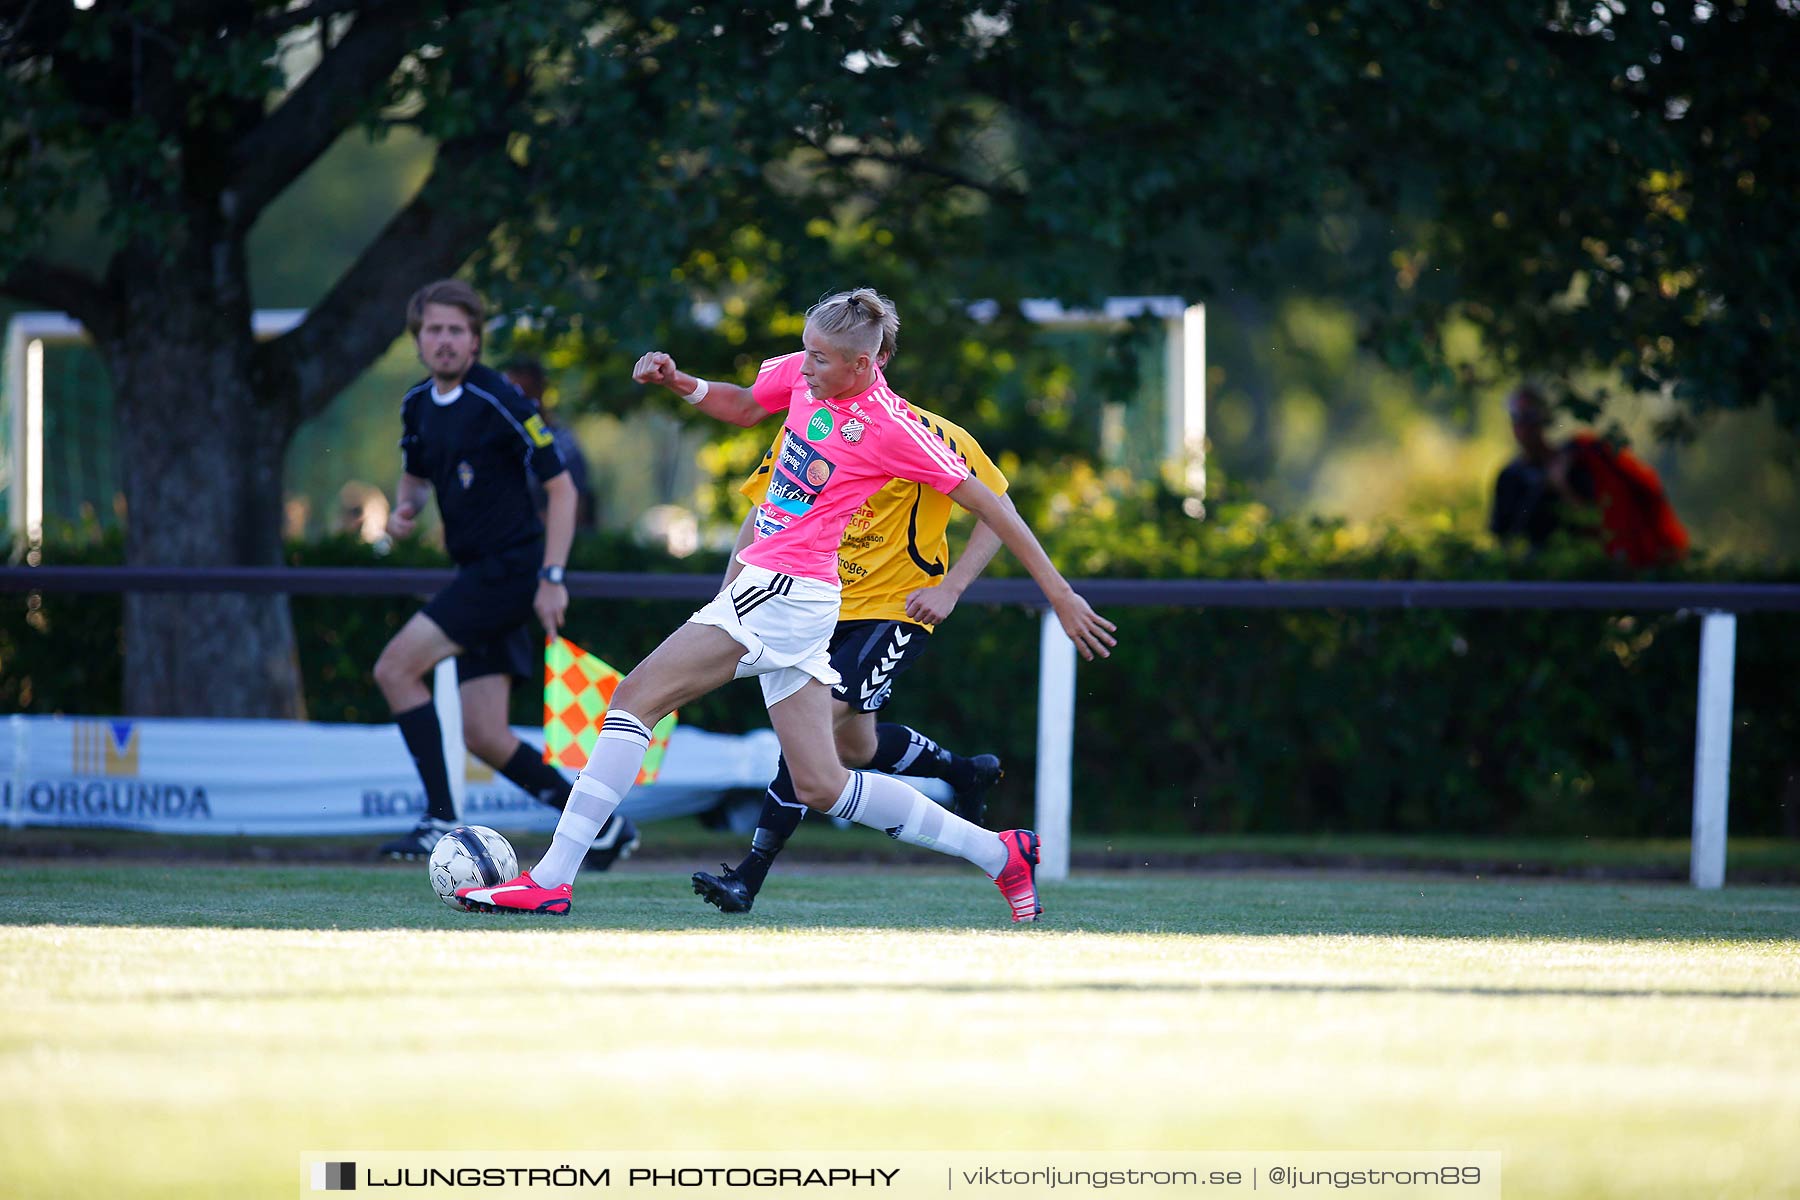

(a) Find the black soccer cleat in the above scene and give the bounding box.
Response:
[584,814,640,872]
[950,754,1004,825]
[379,816,455,860]
[692,864,756,914]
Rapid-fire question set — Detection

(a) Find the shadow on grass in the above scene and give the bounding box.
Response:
[2,861,1798,943]
[43,980,1800,1004]
[9,828,1800,881]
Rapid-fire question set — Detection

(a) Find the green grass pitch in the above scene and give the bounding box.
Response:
[2,861,1796,1199]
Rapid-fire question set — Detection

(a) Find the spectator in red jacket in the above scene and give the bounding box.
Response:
[1490,385,1689,567]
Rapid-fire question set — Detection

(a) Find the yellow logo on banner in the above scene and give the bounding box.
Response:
[543,637,675,784]
[73,721,139,777]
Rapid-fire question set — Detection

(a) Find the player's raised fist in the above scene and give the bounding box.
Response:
[633,351,679,387]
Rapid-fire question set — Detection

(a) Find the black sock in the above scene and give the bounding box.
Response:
[868,722,966,783]
[395,702,458,822]
[734,757,806,893]
[497,743,572,809]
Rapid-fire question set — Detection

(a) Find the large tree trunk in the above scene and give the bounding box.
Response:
[107,250,305,719]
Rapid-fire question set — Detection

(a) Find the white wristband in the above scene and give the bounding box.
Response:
[684,377,710,405]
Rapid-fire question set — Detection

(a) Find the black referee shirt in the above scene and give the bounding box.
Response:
[399,362,568,564]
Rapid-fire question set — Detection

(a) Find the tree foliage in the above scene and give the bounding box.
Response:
[6,1,1795,442]
[2,1,1795,715]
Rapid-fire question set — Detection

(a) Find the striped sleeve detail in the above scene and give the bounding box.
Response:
[906,405,974,465]
[752,352,803,413]
[399,383,431,423]
[398,384,431,455]
[466,382,538,450]
[916,407,1005,493]
[921,416,964,462]
[873,388,968,480]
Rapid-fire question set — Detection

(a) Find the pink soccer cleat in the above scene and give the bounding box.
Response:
[992,830,1042,923]
[457,871,573,916]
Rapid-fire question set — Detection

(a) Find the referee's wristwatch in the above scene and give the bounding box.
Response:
[538,565,566,585]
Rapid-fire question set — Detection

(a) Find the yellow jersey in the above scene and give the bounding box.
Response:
[740,404,1008,630]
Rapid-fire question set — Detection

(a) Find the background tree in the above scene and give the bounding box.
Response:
[0,0,835,716]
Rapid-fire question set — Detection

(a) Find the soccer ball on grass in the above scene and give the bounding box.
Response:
[427,825,519,910]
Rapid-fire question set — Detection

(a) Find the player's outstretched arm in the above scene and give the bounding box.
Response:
[632,351,767,427]
[947,476,1117,661]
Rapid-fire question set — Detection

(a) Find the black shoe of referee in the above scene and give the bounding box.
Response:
[583,814,640,872]
[379,816,455,860]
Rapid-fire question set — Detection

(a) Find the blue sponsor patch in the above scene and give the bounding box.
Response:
[767,473,819,516]
[777,430,835,489]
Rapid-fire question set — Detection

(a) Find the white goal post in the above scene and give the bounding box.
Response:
[2,309,306,545]
[1000,297,1207,880]
[1,308,475,808]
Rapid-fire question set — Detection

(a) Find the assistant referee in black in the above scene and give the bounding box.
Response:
[372,279,638,865]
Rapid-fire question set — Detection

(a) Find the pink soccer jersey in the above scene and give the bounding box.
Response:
[740,351,970,583]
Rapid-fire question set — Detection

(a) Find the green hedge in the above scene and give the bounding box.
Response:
[5,514,1796,838]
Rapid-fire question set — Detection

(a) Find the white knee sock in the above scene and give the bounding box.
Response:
[827,770,1007,876]
[532,711,651,888]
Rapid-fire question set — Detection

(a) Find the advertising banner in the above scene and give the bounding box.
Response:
[1,715,783,835]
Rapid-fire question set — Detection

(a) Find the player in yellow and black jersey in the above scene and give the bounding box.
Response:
[691,401,1014,914]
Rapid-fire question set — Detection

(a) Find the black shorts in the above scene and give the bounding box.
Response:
[828,619,932,713]
[422,540,542,683]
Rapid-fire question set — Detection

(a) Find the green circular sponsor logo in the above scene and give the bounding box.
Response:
[806,409,834,442]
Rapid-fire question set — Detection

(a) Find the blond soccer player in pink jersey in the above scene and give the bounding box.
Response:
[458,288,1115,922]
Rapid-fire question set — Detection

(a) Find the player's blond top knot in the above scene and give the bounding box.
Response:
[805,288,898,364]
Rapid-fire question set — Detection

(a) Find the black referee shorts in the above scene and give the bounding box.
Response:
[422,540,542,683]
[828,619,933,713]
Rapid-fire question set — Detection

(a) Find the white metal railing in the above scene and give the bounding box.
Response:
[5,566,1797,888]
[1028,607,1749,888]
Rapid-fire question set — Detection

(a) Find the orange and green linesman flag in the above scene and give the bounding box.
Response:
[543,637,676,784]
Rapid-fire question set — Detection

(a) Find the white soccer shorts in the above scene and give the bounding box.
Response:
[688,564,842,706]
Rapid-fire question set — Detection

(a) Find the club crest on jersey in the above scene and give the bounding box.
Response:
[806,409,834,442]
[841,417,865,444]
[456,460,475,489]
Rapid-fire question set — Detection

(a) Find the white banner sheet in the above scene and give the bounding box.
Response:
[1,715,783,835]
